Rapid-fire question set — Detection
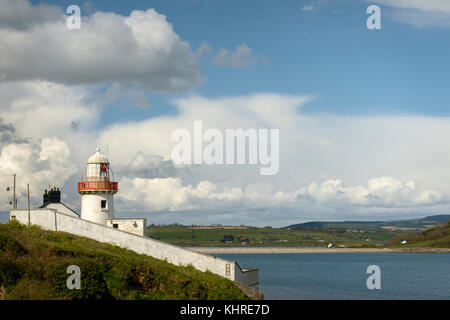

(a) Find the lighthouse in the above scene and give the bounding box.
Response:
[78,148,118,225]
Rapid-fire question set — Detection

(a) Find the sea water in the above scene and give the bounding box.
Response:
[215,252,450,300]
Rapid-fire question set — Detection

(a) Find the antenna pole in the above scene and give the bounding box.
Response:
[13,173,16,209]
[27,183,30,226]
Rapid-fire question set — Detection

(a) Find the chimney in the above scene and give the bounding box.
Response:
[43,189,49,205]
[43,187,61,205]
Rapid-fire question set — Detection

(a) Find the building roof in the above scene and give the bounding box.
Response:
[87,148,109,164]
[39,201,80,217]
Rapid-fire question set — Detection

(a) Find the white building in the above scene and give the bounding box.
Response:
[10,149,259,292]
[78,148,145,235]
[40,187,79,218]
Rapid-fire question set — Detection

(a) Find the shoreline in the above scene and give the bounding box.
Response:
[186,246,450,254]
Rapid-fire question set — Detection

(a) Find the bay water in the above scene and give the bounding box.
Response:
[215,252,450,300]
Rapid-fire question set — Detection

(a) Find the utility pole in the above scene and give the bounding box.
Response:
[13,173,16,209]
[27,183,30,227]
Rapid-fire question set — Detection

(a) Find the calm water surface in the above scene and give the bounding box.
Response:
[215,253,450,300]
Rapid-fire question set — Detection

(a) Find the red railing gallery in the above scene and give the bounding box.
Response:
[78,181,118,192]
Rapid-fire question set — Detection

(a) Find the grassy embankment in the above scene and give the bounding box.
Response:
[147,224,405,247]
[0,221,248,300]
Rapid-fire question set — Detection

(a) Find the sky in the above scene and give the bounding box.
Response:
[0,0,450,226]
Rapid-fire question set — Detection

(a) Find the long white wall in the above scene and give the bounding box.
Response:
[10,209,258,290]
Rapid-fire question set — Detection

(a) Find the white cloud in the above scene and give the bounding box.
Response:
[0,81,97,143]
[86,83,151,110]
[373,0,450,14]
[195,41,213,57]
[93,93,450,225]
[0,1,203,92]
[116,151,180,180]
[114,175,446,225]
[0,118,26,145]
[301,5,315,11]
[370,0,450,27]
[1,80,450,225]
[296,176,445,207]
[118,177,244,212]
[0,0,61,30]
[211,43,261,68]
[0,137,77,210]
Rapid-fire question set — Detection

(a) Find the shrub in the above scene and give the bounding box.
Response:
[7,219,24,229]
[0,233,27,256]
[0,257,24,290]
[47,260,114,300]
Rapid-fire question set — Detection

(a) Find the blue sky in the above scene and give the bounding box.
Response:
[33,0,450,122]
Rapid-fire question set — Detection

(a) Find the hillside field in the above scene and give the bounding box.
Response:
[147,224,407,247]
[0,221,248,300]
[390,221,450,248]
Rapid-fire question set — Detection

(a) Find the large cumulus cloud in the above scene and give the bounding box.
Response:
[1,85,450,225]
[0,0,203,92]
[296,176,445,208]
[0,137,77,210]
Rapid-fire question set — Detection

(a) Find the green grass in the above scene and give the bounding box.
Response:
[389,221,450,248]
[147,224,405,247]
[0,221,248,300]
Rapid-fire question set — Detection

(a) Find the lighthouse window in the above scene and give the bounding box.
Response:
[100,163,108,177]
[101,200,107,209]
[87,164,100,177]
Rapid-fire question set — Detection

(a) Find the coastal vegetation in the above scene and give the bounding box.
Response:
[147,224,404,247]
[390,221,450,248]
[0,221,248,300]
[147,215,450,248]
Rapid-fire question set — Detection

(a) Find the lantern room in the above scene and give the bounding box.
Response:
[78,148,118,194]
[85,148,110,181]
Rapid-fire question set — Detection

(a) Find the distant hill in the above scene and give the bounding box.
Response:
[284,215,450,230]
[0,221,248,300]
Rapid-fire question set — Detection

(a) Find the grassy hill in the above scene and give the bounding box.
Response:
[390,221,450,248]
[146,215,450,248]
[147,224,403,247]
[0,221,248,300]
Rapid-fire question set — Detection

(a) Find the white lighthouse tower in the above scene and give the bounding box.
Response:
[78,148,118,225]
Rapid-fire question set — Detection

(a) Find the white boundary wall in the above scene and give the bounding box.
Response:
[106,218,146,236]
[10,209,259,289]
